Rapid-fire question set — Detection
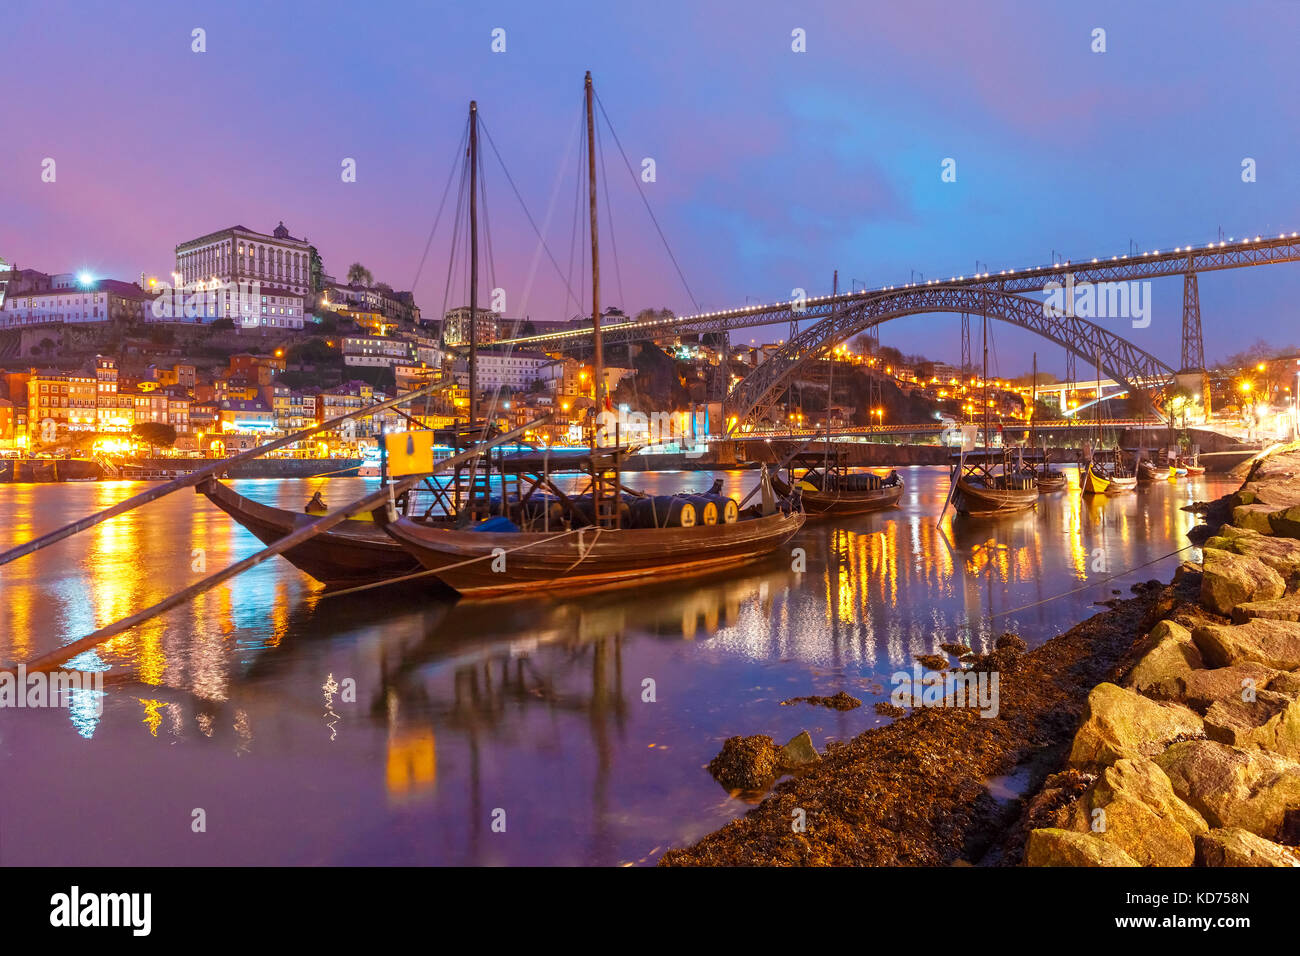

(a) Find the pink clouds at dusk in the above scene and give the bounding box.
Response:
[3,0,1297,373]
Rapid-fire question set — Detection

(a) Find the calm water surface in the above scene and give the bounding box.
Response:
[0,467,1231,865]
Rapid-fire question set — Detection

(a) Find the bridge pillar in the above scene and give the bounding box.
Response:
[1181,272,1205,372]
[1180,271,1210,415]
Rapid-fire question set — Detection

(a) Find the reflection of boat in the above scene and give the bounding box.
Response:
[770,450,903,516]
[197,477,423,586]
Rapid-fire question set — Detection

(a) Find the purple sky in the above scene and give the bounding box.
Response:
[2,0,1297,376]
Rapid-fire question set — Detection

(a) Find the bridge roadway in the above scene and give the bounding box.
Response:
[731,418,1157,438]
[499,231,1300,349]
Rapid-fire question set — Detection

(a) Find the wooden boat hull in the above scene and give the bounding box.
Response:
[1183,465,1206,476]
[771,474,903,516]
[1137,461,1161,482]
[375,509,806,596]
[197,477,422,586]
[1036,473,1068,493]
[953,477,1038,517]
[1082,464,1111,496]
[1107,475,1137,494]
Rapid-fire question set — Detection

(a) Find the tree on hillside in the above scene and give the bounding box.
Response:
[132,422,177,449]
[347,263,374,286]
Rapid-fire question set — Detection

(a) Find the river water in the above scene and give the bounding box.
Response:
[0,466,1231,865]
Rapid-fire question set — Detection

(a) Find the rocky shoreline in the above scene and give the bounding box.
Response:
[661,443,1300,867]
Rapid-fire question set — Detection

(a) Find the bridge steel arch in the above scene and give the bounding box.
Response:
[724,285,1176,432]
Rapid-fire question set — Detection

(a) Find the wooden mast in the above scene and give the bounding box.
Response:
[1031,351,1037,461]
[468,100,480,429]
[982,296,990,461]
[586,71,604,417]
[824,270,837,472]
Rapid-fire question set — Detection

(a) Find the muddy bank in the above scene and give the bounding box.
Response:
[660,578,1193,866]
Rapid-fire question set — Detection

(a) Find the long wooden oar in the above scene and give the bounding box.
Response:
[0,379,453,568]
[7,414,550,675]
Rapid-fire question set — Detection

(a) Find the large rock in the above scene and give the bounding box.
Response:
[1064,757,1207,866]
[1204,528,1300,578]
[1192,619,1300,670]
[1183,662,1279,713]
[1125,620,1204,700]
[1196,827,1300,866]
[1233,595,1300,624]
[1233,504,1277,535]
[1155,739,1300,840]
[708,735,778,790]
[1199,548,1286,616]
[777,731,820,770]
[1268,671,1300,698]
[1067,683,1204,769]
[1025,828,1141,867]
[1203,690,1300,758]
[1272,505,1300,539]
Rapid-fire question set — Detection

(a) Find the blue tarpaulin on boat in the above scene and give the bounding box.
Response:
[470,516,519,533]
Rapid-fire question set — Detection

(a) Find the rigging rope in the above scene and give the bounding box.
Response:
[410,121,469,292]
[479,116,585,315]
[594,91,700,312]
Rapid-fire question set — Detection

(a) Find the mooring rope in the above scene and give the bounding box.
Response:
[988,543,1196,620]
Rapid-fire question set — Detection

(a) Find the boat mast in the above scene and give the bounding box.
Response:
[825,270,836,471]
[1031,351,1037,458]
[586,71,604,419]
[982,299,990,462]
[468,100,479,428]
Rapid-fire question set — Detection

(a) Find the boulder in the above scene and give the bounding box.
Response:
[1203,690,1300,758]
[1233,504,1277,534]
[1204,529,1300,578]
[1195,827,1300,867]
[1272,505,1300,539]
[777,731,820,770]
[1067,683,1204,769]
[1064,757,1207,866]
[1183,663,1279,713]
[1192,619,1300,670]
[1125,620,1204,700]
[1199,548,1286,616]
[1268,671,1300,698]
[1155,739,1300,840]
[1025,828,1141,867]
[1233,595,1300,624]
[708,735,778,790]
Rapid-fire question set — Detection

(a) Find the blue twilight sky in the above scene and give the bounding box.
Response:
[2,0,1297,377]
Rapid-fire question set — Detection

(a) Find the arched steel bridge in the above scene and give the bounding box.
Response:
[494,231,1300,428]
[722,285,1177,429]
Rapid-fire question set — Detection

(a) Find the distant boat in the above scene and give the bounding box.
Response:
[1036,470,1068,493]
[1082,461,1112,496]
[770,450,903,517]
[951,449,1039,517]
